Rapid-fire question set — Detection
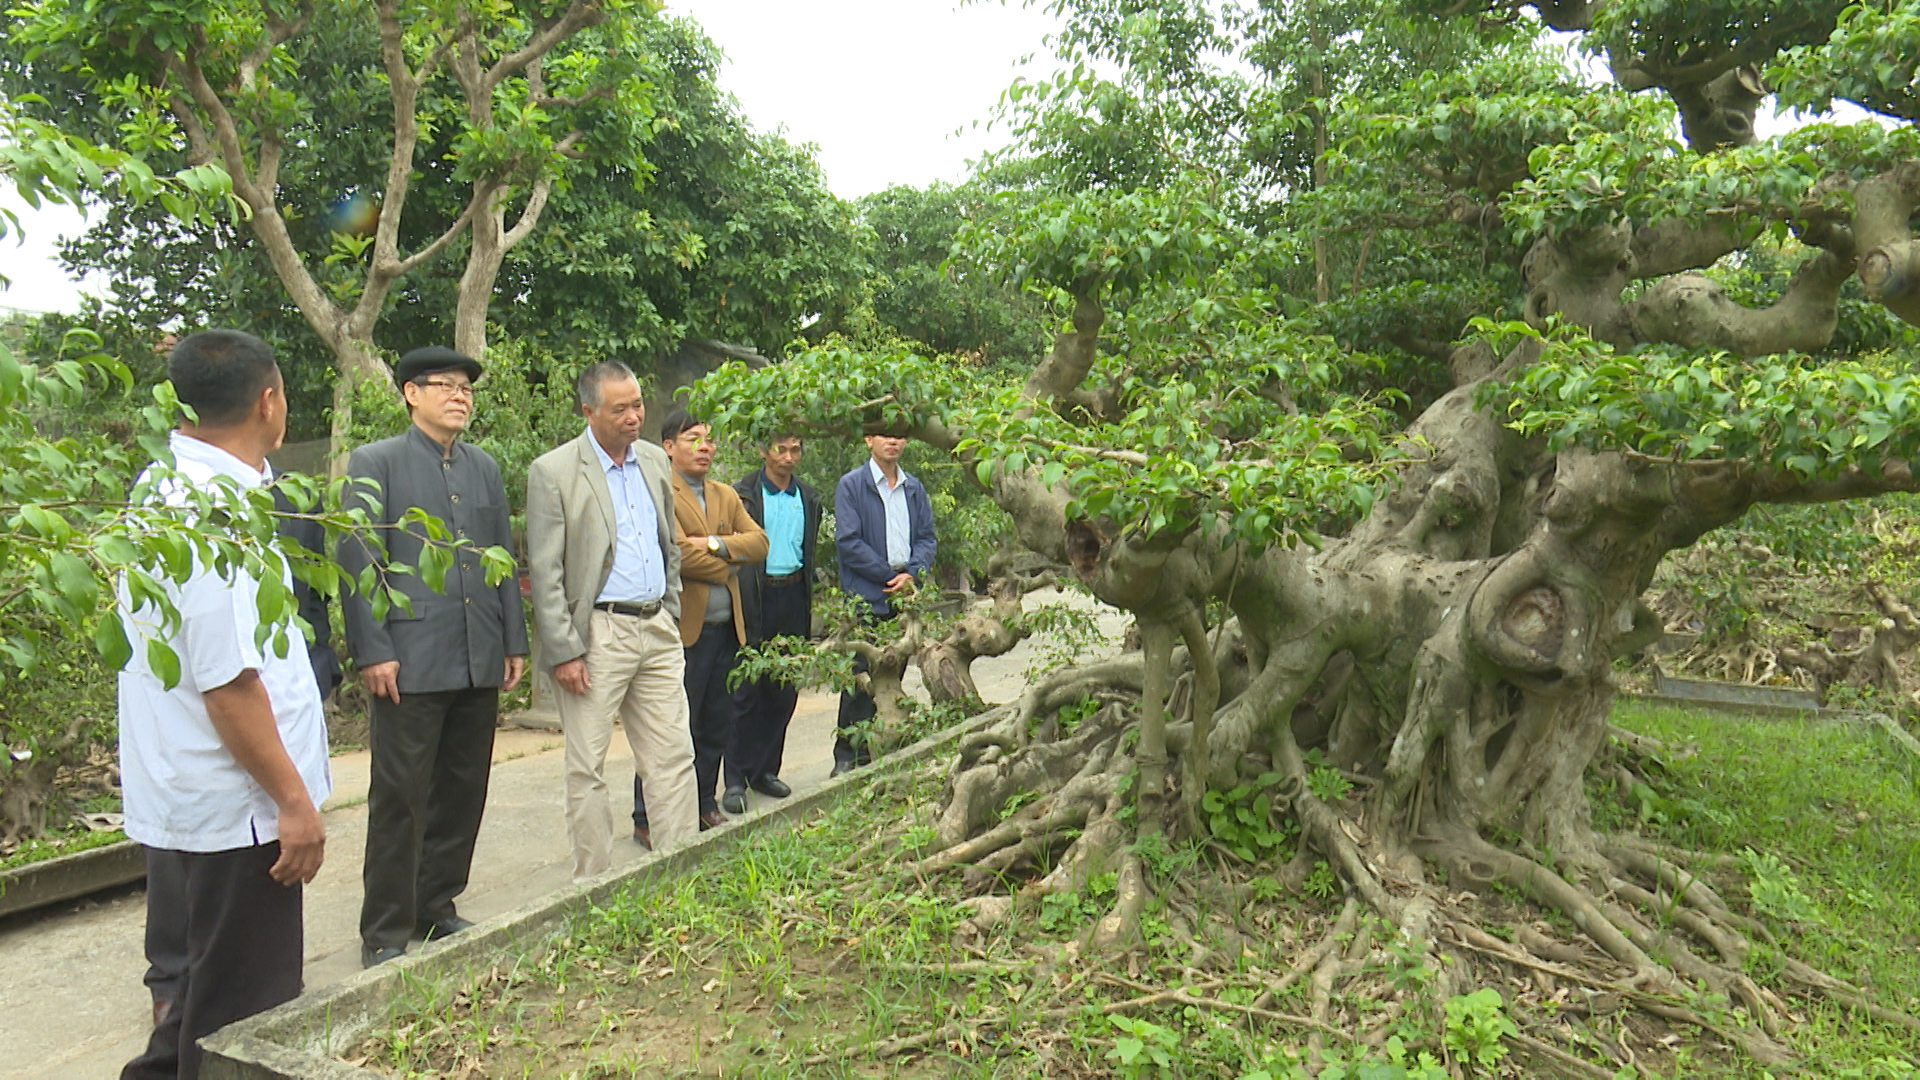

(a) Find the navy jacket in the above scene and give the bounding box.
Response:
[733,468,823,644]
[834,462,936,617]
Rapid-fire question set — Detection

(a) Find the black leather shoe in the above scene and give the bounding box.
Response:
[750,775,792,799]
[418,915,474,942]
[721,786,748,815]
[699,809,730,831]
[829,759,857,778]
[633,825,652,851]
[361,944,405,968]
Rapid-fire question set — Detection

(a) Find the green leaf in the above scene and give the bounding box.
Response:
[93,616,131,670]
[146,637,182,689]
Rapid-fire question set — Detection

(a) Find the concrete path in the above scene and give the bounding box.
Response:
[0,590,1127,1080]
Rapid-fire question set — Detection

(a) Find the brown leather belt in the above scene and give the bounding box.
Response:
[764,571,805,586]
[595,599,662,618]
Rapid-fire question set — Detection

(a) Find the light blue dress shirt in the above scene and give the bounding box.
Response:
[867,458,912,570]
[589,434,667,604]
[762,481,804,576]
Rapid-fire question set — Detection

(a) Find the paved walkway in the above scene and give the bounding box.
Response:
[0,590,1127,1079]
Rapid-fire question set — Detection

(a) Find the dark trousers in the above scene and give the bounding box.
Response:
[123,843,303,1080]
[835,609,896,766]
[635,622,736,824]
[727,580,810,788]
[361,687,497,949]
[142,847,187,1008]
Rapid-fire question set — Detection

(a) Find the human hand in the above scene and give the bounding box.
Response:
[554,657,592,696]
[360,660,401,703]
[883,573,915,596]
[270,799,326,886]
[503,655,526,692]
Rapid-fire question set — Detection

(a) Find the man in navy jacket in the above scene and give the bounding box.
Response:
[832,432,936,773]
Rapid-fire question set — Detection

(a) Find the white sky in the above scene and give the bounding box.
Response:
[0,0,1065,315]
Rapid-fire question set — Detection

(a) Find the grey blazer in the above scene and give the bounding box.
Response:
[337,426,529,694]
[525,429,682,672]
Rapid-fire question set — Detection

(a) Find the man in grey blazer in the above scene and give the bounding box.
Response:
[338,346,529,968]
[525,360,698,878]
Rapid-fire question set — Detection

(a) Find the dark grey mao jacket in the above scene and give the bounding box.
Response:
[337,425,530,694]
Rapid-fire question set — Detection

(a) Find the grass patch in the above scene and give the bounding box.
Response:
[0,825,127,873]
[349,702,1920,1078]
[1600,700,1920,1076]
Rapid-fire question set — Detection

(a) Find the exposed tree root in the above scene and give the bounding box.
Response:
[920,610,1919,1076]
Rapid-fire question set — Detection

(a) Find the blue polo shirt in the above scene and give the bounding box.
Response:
[762,480,804,576]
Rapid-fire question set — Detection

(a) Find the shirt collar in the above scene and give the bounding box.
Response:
[406,423,461,460]
[868,458,903,492]
[170,431,271,488]
[586,429,638,472]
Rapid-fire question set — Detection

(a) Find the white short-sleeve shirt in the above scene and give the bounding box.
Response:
[117,433,332,853]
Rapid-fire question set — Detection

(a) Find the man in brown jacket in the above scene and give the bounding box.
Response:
[633,409,768,834]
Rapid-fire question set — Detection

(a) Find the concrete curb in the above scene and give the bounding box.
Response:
[199,705,1009,1080]
[0,839,143,920]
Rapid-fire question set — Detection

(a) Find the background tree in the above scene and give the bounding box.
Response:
[9,11,870,443]
[9,0,659,453]
[692,0,1920,1067]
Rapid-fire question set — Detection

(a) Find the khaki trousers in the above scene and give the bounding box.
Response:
[559,608,697,879]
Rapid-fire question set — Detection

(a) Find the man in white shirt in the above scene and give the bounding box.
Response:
[120,330,331,1080]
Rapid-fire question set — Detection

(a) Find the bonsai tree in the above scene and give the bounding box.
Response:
[691,0,1920,1064]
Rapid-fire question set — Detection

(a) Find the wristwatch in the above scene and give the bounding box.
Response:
[706,535,723,555]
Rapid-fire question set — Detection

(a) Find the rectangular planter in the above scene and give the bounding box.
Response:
[0,838,145,920]
[198,706,1003,1080]
[1646,672,1824,716]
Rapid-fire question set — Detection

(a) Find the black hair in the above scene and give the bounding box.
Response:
[168,330,279,428]
[658,408,705,443]
[764,432,802,449]
[576,360,637,408]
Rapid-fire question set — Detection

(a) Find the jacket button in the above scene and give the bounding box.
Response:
[465,597,472,605]
[451,494,461,504]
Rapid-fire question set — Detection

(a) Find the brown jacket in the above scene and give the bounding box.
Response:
[671,471,769,647]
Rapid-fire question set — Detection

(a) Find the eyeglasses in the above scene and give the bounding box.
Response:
[417,378,475,398]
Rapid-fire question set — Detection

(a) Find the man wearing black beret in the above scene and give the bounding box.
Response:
[337,346,529,968]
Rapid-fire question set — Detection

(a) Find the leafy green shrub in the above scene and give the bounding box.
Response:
[1744,847,1821,924]
[1106,1014,1178,1077]
[1202,772,1297,862]
[1303,860,1340,899]
[1442,988,1516,1071]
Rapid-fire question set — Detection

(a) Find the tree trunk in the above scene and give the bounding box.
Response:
[326,336,397,475]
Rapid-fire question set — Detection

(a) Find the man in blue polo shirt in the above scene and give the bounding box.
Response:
[726,434,823,812]
[831,432,936,774]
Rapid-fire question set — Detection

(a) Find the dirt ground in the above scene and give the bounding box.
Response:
[0,589,1126,1080]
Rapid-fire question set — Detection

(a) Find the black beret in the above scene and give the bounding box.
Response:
[394,346,483,387]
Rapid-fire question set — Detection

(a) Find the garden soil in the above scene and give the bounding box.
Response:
[0,589,1127,1080]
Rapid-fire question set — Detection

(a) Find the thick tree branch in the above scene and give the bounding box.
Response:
[1022,281,1106,407]
[1854,161,1920,327]
[1628,248,1851,356]
[1629,217,1744,279]
[164,48,343,349]
[484,3,608,92]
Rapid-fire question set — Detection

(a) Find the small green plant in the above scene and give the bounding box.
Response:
[1247,1036,1446,1080]
[1744,847,1820,924]
[1038,873,1117,934]
[1056,694,1101,732]
[1303,859,1340,899]
[998,789,1041,820]
[1106,1014,1178,1077]
[1442,988,1516,1071]
[1202,772,1297,861]
[1306,765,1354,802]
